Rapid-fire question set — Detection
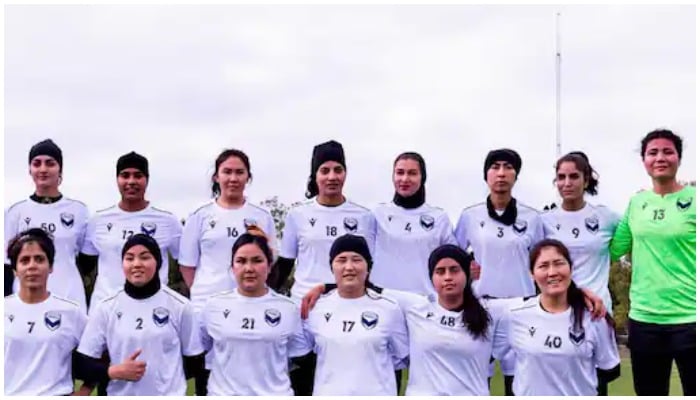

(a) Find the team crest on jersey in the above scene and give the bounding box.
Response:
[244,218,257,228]
[8,314,14,323]
[419,214,435,231]
[568,326,585,346]
[107,222,113,232]
[528,326,536,337]
[223,309,230,319]
[24,217,31,226]
[264,309,281,327]
[677,197,693,212]
[44,311,61,331]
[324,312,332,322]
[343,217,358,233]
[60,212,75,228]
[361,311,379,330]
[512,220,528,235]
[152,307,169,327]
[585,216,599,233]
[141,222,157,236]
[209,219,217,229]
[309,218,317,227]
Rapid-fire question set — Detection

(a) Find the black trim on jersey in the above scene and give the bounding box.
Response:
[64,197,89,208]
[95,205,117,214]
[152,206,175,215]
[346,201,371,212]
[30,193,63,204]
[510,302,538,313]
[52,295,80,308]
[486,195,518,226]
[191,202,213,216]
[163,288,187,304]
[6,199,28,213]
[247,202,271,214]
[461,202,486,213]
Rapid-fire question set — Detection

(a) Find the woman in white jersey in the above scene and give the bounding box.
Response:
[179,149,276,395]
[4,139,90,312]
[4,229,94,395]
[272,140,375,395]
[454,148,543,394]
[200,226,310,395]
[81,152,182,309]
[78,233,204,396]
[493,239,620,396]
[302,234,409,396]
[371,151,457,296]
[540,151,619,395]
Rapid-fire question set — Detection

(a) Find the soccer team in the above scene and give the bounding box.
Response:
[3,128,695,396]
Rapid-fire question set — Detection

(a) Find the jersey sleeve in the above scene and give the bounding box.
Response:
[601,206,621,239]
[382,289,428,313]
[454,210,471,250]
[179,301,205,356]
[77,304,108,358]
[280,210,299,259]
[199,304,213,353]
[168,214,183,260]
[4,206,20,264]
[75,205,91,255]
[609,200,633,261]
[593,319,620,370]
[80,216,99,256]
[531,212,545,244]
[178,212,202,267]
[439,212,458,246]
[301,319,316,353]
[365,212,378,257]
[288,308,313,358]
[386,304,410,366]
[72,309,89,348]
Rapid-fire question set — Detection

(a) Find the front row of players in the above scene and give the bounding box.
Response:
[4,227,619,396]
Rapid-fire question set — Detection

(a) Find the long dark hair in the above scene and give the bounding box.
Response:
[211,149,252,198]
[429,244,490,339]
[555,151,599,196]
[7,228,55,270]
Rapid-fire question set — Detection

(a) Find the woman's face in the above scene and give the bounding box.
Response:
[531,246,572,298]
[432,257,467,299]
[30,155,61,191]
[214,156,250,199]
[122,245,158,286]
[232,243,270,294]
[15,241,52,291]
[556,161,586,202]
[643,138,680,181]
[331,251,368,292]
[393,158,422,197]
[316,161,346,198]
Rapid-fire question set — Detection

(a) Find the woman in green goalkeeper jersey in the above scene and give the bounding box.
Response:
[610,129,695,396]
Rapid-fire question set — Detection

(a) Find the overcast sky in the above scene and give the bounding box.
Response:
[4,5,696,222]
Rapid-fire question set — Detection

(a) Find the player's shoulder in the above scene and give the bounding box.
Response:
[50,294,82,310]
[150,205,179,220]
[516,201,541,216]
[460,202,486,215]
[162,287,190,306]
[205,289,237,304]
[509,295,539,313]
[367,290,402,310]
[345,200,371,213]
[93,204,118,217]
[268,290,299,308]
[6,199,30,214]
[63,197,89,209]
[246,201,273,216]
[190,201,215,217]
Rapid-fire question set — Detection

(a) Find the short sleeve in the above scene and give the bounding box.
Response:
[287,308,312,358]
[454,210,471,250]
[364,212,377,257]
[168,214,183,260]
[80,216,99,256]
[386,304,409,366]
[280,210,299,259]
[491,306,511,360]
[179,301,205,356]
[199,304,213,353]
[301,319,316,353]
[77,304,108,358]
[178,212,202,267]
[75,205,91,255]
[382,289,428,313]
[72,309,89,348]
[610,200,633,261]
[593,319,620,370]
[4,206,20,264]
[439,212,458,246]
[531,212,545,244]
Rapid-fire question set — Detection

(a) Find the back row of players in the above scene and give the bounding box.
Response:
[4,129,695,396]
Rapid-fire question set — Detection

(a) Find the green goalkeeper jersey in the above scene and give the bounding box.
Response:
[610,185,696,324]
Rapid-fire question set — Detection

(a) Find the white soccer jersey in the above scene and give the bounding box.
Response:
[303,290,409,396]
[200,289,310,395]
[5,198,90,312]
[4,293,87,396]
[542,203,620,313]
[77,287,203,396]
[371,203,457,295]
[81,204,182,307]
[404,297,496,396]
[492,296,620,396]
[280,199,376,300]
[455,201,544,298]
[179,200,277,311]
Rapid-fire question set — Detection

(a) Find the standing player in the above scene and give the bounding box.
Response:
[4,139,90,312]
[200,226,310,395]
[81,151,182,308]
[302,234,409,396]
[4,229,93,396]
[610,129,695,396]
[271,140,375,395]
[371,152,457,296]
[454,148,544,394]
[493,239,620,396]
[77,234,203,395]
[179,149,276,395]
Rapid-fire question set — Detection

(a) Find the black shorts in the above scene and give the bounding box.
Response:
[627,318,695,354]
